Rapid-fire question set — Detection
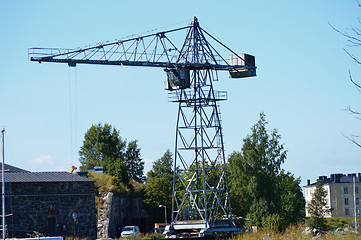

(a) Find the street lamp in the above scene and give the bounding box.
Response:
[159,205,167,223]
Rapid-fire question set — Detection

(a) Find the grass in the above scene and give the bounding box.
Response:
[234,224,361,240]
[123,224,361,240]
[235,232,360,239]
[65,237,89,240]
[109,229,360,240]
[78,219,361,240]
[139,232,166,240]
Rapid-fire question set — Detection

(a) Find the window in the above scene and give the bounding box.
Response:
[344,187,348,194]
[357,209,360,216]
[357,198,359,205]
[345,198,349,205]
[345,208,350,215]
[356,187,359,194]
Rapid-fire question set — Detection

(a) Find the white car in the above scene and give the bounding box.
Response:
[121,226,140,238]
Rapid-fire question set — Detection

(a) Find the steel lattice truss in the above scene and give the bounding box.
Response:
[167,19,240,236]
[28,17,256,237]
[29,20,254,72]
[170,70,230,223]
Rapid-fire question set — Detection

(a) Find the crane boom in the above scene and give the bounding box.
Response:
[28,19,256,74]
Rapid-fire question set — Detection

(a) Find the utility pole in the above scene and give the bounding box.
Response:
[354,176,358,233]
[1,128,5,240]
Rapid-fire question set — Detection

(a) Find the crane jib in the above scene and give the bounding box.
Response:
[29,56,254,71]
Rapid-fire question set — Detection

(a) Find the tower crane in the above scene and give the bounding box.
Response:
[29,17,256,237]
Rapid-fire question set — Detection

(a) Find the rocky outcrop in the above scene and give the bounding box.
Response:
[97,193,149,239]
[97,192,114,238]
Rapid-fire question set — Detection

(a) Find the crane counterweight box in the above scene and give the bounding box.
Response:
[229,53,256,78]
[164,69,191,90]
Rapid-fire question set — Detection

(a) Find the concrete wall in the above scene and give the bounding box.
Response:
[97,193,149,239]
[329,182,361,217]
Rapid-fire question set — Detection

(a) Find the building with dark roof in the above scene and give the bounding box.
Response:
[1,165,96,239]
[304,173,361,218]
[0,163,29,173]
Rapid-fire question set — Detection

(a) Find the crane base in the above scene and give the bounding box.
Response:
[164,220,241,238]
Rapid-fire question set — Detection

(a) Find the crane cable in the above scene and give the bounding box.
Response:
[68,67,78,169]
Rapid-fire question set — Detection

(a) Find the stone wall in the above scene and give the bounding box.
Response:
[4,181,96,239]
[97,193,150,239]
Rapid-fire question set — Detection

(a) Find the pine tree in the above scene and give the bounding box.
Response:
[307,180,331,230]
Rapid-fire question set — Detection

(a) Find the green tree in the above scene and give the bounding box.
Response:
[246,198,269,228]
[79,123,144,184]
[307,180,330,230]
[246,199,283,232]
[228,113,287,216]
[277,171,305,229]
[144,150,174,223]
[227,113,304,230]
[79,123,125,168]
[262,213,281,232]
[147,149,173,179]
[125,140,144,183]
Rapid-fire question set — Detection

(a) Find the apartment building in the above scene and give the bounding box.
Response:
[304,173,361,218]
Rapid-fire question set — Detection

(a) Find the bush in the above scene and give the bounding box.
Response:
[88,171,130,195]
[261,214,282,232]
[139,232,166,240]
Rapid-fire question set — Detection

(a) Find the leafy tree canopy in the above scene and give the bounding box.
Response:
[125,140,145,183]
[246,198,269,228]
[277,170,305,227]
[227,113,304,230]
[79,123,144,184]
[144,150,174,223]
[146,149,173,179]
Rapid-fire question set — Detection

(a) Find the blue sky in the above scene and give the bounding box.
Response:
[1,1,360,187]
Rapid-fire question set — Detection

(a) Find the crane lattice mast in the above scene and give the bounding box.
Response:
[29,16,256,237]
